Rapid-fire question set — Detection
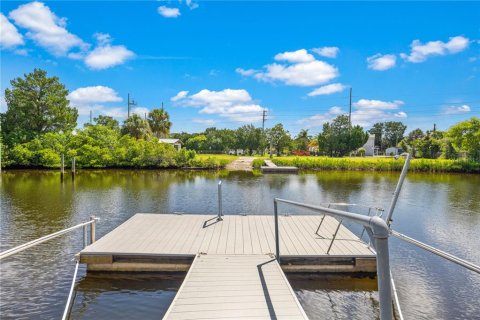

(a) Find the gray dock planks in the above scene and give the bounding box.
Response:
[163,254,308,320]
[81,213,374,257]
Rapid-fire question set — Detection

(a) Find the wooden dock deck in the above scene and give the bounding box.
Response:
[163,254,308,320]
[79,213,376,273]
[261,160,298,174]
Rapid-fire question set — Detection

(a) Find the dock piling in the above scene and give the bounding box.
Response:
[71,157,75,180]
[60,154,64,182]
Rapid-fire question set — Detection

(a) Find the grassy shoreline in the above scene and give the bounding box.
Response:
[253,156,480,173]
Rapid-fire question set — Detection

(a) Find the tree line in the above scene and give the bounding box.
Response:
[1,69,479,169]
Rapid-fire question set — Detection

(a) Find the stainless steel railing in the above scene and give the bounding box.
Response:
[0,217,99,320]
[273,197,394,320]
[315,202,384,253]
[0,216,98,260]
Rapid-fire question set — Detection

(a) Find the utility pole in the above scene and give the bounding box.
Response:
[90,110,93,124]
[433,123,436,133]
[262,109,267,130]
[127,93,137,118]
[349,87,352,128]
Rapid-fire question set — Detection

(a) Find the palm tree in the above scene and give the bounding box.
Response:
[122,114,152,139]
[148,107,172,138]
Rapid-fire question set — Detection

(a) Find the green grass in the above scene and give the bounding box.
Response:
[253,156,479,173]
[190,154,239,169]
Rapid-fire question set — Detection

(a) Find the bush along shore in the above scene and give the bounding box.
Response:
[253,157,480,173]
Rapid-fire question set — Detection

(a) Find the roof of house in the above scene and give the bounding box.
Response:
[159,138,182,144]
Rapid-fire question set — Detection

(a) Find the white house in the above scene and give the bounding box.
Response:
[385,147,403,156]
[360,134,375,156]
[159,138,182,151]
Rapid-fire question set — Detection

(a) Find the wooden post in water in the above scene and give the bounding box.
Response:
[60,154,65,181]
[71,157,76,180]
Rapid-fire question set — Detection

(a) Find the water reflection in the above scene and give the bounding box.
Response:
[1,170,479,319]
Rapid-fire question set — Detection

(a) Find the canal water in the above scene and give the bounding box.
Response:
[1,170,479,319]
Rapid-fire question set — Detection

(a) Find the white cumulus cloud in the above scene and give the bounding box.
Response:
[171,89,265,122]
[274,49,315,63]
[237,49,339,87]
[158,6,181,18]
[84,33,134,70]
[367,54,397,71]
[354,99,404,110]
[171,90,189,102]
[443,104,471,115]
[9,1,88,56]
[308,83,346,97]
[400,36,470,63]
[0,13,24,48]
[299,98,407,128]
[312,46,339,58]
[68,86,123,104]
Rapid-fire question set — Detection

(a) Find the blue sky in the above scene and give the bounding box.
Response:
[1,1,479,135]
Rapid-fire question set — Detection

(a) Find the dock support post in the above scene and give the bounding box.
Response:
[274,200,280,263]
[71,157,76,180]
[60,154,64,182]
[89,216,96,244]
[371,216,393,320]
[217,181,223,221]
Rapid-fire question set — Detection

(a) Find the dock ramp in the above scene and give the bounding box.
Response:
[163,254,308,320]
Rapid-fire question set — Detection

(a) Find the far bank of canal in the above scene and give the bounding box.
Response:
[1,170,479,319]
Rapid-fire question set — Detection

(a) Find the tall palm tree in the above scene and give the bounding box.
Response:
[148,107,172,138]
[122,114,152,139]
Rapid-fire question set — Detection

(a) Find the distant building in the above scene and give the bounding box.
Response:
[385,147,403,156]
[159,138,182,151]
[361,134,375,156]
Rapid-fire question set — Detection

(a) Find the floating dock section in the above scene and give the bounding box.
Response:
[79,213,375,273]
[163,254,308,320]
[261,160,298,174]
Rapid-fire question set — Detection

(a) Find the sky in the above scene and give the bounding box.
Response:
[1,1,479,135]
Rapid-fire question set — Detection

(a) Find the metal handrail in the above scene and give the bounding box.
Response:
[0,216,98,261]
[274,198,393,320]
[62,261,80,320]
[391,230,480,274]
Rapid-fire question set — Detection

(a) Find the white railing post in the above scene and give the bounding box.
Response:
[89,216,96,244]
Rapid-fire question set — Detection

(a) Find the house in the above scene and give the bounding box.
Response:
[385,147,404,156]
[159,138,182,151]
[360,134,375,156]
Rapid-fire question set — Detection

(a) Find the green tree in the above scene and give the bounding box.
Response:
[2,69,78,146]
[235,125,263,155]
[265,124,292,156]
[121,114,152,139]
[185,135,207,151]
[318,115,368,157]
[368,123,384,150]
[407,128,424,142]
[148,108,172,138]
[94,115,120,131]
[384,121,407,147]
[294,129,311,152]
[447,117,480,161]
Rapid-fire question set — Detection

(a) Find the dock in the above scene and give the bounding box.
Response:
[79,213,375,273]
[261,160,298,174]
[163,254,308,320]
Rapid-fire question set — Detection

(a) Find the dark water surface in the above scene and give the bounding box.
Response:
[1,170,479,319]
